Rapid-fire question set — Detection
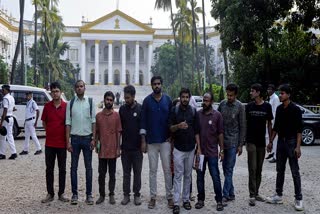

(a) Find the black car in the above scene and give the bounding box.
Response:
[297,105,320,145]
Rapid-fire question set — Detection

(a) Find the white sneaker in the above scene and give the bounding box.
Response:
[266,194,283,204]
[294,199,304,211]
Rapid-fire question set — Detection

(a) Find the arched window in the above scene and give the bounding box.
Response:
[103,46,108,61]
[114,69,120,85]
[126,47,130,62]
[114,46,120,61]
[139,47,144,62]
[126,70,130,85]
[104,69,108,85]
[139,70,144,85]
[90,69,95,85]
[90,46,95,61]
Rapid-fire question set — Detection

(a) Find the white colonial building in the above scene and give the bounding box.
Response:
[0,9,227,87]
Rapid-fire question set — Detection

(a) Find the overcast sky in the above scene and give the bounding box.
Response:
[1,0,216,28]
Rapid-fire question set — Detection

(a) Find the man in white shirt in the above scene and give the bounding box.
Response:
[265,84,281,163]
[20,91,42,155]
[0,85,17,160]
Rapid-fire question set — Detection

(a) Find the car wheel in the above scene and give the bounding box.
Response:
[302,126,315,145]
[12,121,20,139]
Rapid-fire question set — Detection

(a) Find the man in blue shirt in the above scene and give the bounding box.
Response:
[140,76,173,209]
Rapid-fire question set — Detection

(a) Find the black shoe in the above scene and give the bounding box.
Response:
[0,154,6,159]
[269,158,277,163]
[19,151,28,155]
[173,205,180,214]
[8,153,17,159]
[217,202,224,211]
[265,153,274,159]
[34,150,42,155]
[96,196,105,204]
[195,200,204,209]
[183,202,192,210]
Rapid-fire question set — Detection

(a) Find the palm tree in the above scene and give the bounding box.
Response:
[32,0,40,85]
[11,0,25,83]
[154,0,181,85]
[201,0,212,91]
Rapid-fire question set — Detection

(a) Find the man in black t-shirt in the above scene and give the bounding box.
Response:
[119,85,143,206]
[169,88,200,214]
[245,83,273,206]
[266,84,304,211]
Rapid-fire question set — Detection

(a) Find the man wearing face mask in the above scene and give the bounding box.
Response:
[95,91,122,205]
[140,76,173,209]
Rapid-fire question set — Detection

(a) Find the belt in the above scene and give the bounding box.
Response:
[25,117,35,121]
[71,134,92,139]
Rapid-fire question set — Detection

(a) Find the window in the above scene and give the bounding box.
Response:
[114,46,120,61]
[33,92,49,105]
[139,47,144,62]
[90,46,95,61]
[12,91,27,105]
[68,49,79,61]
[103,46,108,61]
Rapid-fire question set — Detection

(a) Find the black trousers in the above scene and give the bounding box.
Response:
[121,150,143,197]
[276,138,302,200]
[45,146,67,196]
[98,158,117,197]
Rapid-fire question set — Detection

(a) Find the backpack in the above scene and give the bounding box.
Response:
[70,97,93,118]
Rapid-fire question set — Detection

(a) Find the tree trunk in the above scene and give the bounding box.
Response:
[11,0,25,83]
[263,31,271,83]
[34,1,38,86]
[170,3,181,86]
[222,49,229,86]
[202,0,211,92]
[191,0,201,94]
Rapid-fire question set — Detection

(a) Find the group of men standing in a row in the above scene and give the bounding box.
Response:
[0,76,304,212]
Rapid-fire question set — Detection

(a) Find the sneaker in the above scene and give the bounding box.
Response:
[58,194,70,202]
[217,201,224,211]
[109,195,116,205]
[148,198,156,209]
[255,194,266,202]
[34,150,42,155]
[134,196,142,206]
[19,151,28,155]
[294,199,304,211]
[266,153,274,159]
[222,197,228,203]
[96,196,105,204]
[228,195,235,201]
[173,205,180,214]
[266,194,283,204]
[0,154,6,159]
[269,158,277,163]
[41,194,54,203]
[183,201,192,210]
[121,195,130,205]
[8,153,17,159]
[85,195,94,205]
[168,198,174,209]
[249,197,256,206]
[195,200,204,209]
[70,195,78,205]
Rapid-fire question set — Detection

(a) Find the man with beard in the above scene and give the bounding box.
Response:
[66,80,96,205]
[95,91,122,205]
[218,83,246,203]
[245,83,273,206]
[119,85,143,206]
[195,92,225,211]
[140,76,174,209]
[169,88,200,214]
[266,84,303,211]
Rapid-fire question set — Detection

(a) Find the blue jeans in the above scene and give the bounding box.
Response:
[222,147,237,199]
[71,135,93,196]
[196,156,223,202]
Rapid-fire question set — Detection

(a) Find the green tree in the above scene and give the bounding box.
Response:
[0,56,8,83]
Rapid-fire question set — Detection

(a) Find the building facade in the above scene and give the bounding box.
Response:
[0,9,226,86]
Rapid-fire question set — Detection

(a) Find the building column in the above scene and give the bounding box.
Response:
[147,41,153,85]
[134,41,139,85]
[81,39,86,82]
[108,40,113,85]
[94,40,100,85]
[121,40,126,85]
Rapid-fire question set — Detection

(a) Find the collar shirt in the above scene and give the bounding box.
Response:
[2,93,15,116]
[269,93,281,121]
[25,99,39,119]
[218,99,246,149]
[198,109,224,158]
[65,95,96,136]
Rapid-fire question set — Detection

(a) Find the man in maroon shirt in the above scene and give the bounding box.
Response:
[41,82,69,203]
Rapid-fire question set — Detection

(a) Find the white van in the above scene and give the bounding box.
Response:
[0,84,52,138]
